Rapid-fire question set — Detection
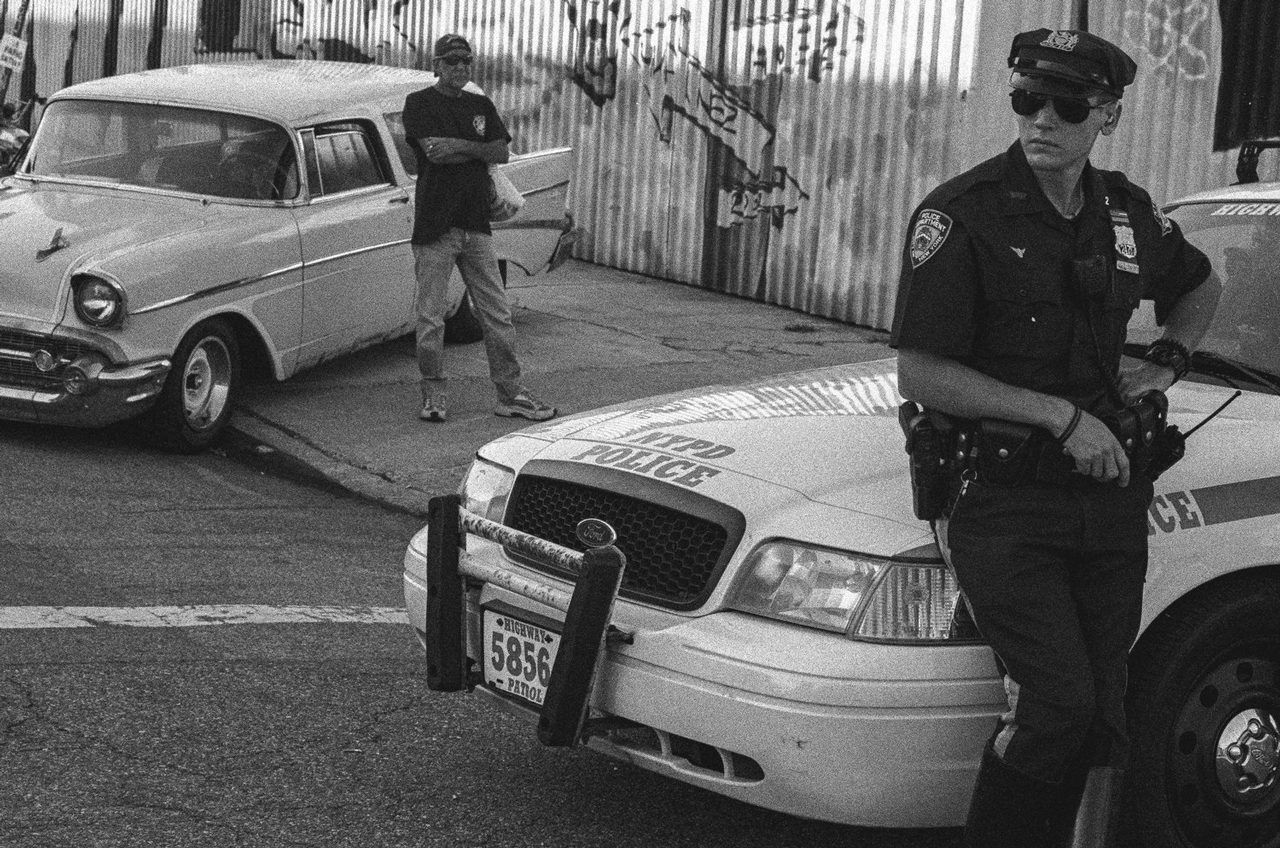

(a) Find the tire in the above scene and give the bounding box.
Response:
[1123,575,1280,848]
[150,318,241,453]
[443,290,484,344]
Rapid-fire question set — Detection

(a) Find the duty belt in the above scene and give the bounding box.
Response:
[954,419,1082,487]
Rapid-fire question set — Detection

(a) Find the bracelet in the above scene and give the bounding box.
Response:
[1144,338,1191,382]
[1055,404,1083,444]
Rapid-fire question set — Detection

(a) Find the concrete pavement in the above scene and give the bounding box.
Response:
[231,259,891,515]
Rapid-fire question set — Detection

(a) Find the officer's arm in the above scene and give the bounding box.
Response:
[897,348,1133,486]
[1119,269,1222,399]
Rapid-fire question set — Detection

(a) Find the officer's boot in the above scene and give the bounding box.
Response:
[1064,766,1125,848]
[964,746,1058,848]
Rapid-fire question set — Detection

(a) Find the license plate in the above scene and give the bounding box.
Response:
[482,608,560,707]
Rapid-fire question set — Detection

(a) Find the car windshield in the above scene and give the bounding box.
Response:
[1127,201,1280,385]
[20,99,298,200]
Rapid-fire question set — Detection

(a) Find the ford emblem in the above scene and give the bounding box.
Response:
[575,518,617,548]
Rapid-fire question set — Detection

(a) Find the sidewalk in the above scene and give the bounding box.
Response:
[231,259,891,516]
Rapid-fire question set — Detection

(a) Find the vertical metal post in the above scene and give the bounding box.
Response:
[424,494,466,692]
[537,544,627,747]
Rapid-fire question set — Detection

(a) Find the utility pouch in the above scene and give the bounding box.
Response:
[899,401,951,521]
[975,418,1041,486]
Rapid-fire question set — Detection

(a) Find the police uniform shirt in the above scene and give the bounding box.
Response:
[890,141,1211,415]
[403,86,511,245]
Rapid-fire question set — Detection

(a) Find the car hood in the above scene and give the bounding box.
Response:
[0,181,234,326]
[491,359,921,526]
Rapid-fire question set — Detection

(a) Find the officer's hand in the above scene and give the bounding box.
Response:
[1061,411,1131,487]
[1118,361,1175,403]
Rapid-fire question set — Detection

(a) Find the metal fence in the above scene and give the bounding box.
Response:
[7,0,1256,330]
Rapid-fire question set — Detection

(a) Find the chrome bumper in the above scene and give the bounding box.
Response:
[0,358,171,427]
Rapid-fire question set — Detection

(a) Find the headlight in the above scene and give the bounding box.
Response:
[728,540,977,643]
[72,275,126,328]
[460,456,515,522]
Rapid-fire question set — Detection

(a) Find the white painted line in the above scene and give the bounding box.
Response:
[0,605,408,630]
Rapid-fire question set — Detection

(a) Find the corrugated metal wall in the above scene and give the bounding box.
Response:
[12,1,1262,330]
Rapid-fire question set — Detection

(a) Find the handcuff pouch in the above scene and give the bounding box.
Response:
[975,418,1040,486]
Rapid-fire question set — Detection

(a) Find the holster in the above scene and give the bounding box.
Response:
[899,401,952,521]
[1104,389,1185,481]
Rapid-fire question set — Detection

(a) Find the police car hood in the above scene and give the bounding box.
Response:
[491,359,918,524]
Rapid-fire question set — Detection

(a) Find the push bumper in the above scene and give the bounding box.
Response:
[402,498,1001,829]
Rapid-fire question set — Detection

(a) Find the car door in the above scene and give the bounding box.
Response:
[293,120,415,371]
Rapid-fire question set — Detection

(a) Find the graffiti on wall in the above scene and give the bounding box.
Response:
[1122,0,1211,81]
[566,4,861,231]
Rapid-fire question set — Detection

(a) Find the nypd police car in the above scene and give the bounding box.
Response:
[403,166,1280,847]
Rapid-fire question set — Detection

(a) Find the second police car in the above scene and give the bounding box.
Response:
[403,152,1280,848]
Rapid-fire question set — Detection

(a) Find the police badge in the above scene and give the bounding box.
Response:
[1110,209,1140,274]
[473,115,486,136]
[909,209,952,269]
[1040,31,1080,52]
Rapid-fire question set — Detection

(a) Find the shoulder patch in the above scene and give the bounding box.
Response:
[910,209,953,269]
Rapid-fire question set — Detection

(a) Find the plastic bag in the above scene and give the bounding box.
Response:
[488,166,525,222]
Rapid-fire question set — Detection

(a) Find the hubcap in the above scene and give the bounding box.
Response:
[182,336,231,431]
[1170,651,1280,847]
[1217,709,1280,801]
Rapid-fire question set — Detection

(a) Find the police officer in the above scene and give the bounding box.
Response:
[890,29,1221,847]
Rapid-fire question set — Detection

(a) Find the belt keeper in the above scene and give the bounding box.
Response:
[1055,404,1083,445]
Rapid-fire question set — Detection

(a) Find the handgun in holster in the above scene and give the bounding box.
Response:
[1106,389,1185,481]
[899,401,953,521]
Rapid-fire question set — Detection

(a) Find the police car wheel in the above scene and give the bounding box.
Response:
[1124,576,1280,848]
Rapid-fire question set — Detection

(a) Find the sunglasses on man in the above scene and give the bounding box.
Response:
[1010,89,1109,124]
[440,55,472,66]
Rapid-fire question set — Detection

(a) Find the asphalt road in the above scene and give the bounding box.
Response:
[0,420,962,848]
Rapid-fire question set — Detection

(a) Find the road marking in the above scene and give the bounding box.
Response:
[0,605,408,630]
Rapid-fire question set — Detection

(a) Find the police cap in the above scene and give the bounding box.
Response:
[1008,29,1136,99]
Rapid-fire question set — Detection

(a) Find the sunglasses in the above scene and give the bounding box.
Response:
[440,55,472,66]
[1010,89,1108,124]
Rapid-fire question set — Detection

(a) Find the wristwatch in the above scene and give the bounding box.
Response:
[1143,338,1191,382]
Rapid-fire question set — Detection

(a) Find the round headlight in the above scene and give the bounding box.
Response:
[73,276,125,327]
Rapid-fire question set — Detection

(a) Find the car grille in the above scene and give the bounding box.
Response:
[503,472,741,610]
[0,330,95,391]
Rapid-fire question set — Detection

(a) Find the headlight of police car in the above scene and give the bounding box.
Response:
[461,456,514,521]
[72,275,126,328]
[728,540,973,642]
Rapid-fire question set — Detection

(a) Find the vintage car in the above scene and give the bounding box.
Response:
[0,61,577,451]
[403,164,1280,847]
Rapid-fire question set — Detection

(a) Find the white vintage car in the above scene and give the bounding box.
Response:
[403,165,1280,847]
[0,61,577,451]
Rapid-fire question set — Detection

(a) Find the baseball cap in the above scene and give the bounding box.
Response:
[433,34,472,59]
[1008,29,1137,99]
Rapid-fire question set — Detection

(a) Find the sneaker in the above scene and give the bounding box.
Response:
[495,391,557,421]
[419,394,447,422]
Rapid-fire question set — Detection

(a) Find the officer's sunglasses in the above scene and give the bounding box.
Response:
[440,55,472,66]
[1010,89,1108,124]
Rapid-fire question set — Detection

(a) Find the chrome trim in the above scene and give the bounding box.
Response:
[520,179,570,198]
[0,347,35,363]
[131,261,305,315]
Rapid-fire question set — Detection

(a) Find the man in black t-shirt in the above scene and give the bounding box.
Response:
[403,34,556,423]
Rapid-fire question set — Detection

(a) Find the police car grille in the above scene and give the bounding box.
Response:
[0,330,96,390]
[504,474,737,610]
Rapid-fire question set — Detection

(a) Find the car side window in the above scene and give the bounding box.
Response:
[304,122,389,197]
[383,111,417,177]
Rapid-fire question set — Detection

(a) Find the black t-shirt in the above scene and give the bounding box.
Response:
[402,86,511,244]
[890,141,1211,415]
